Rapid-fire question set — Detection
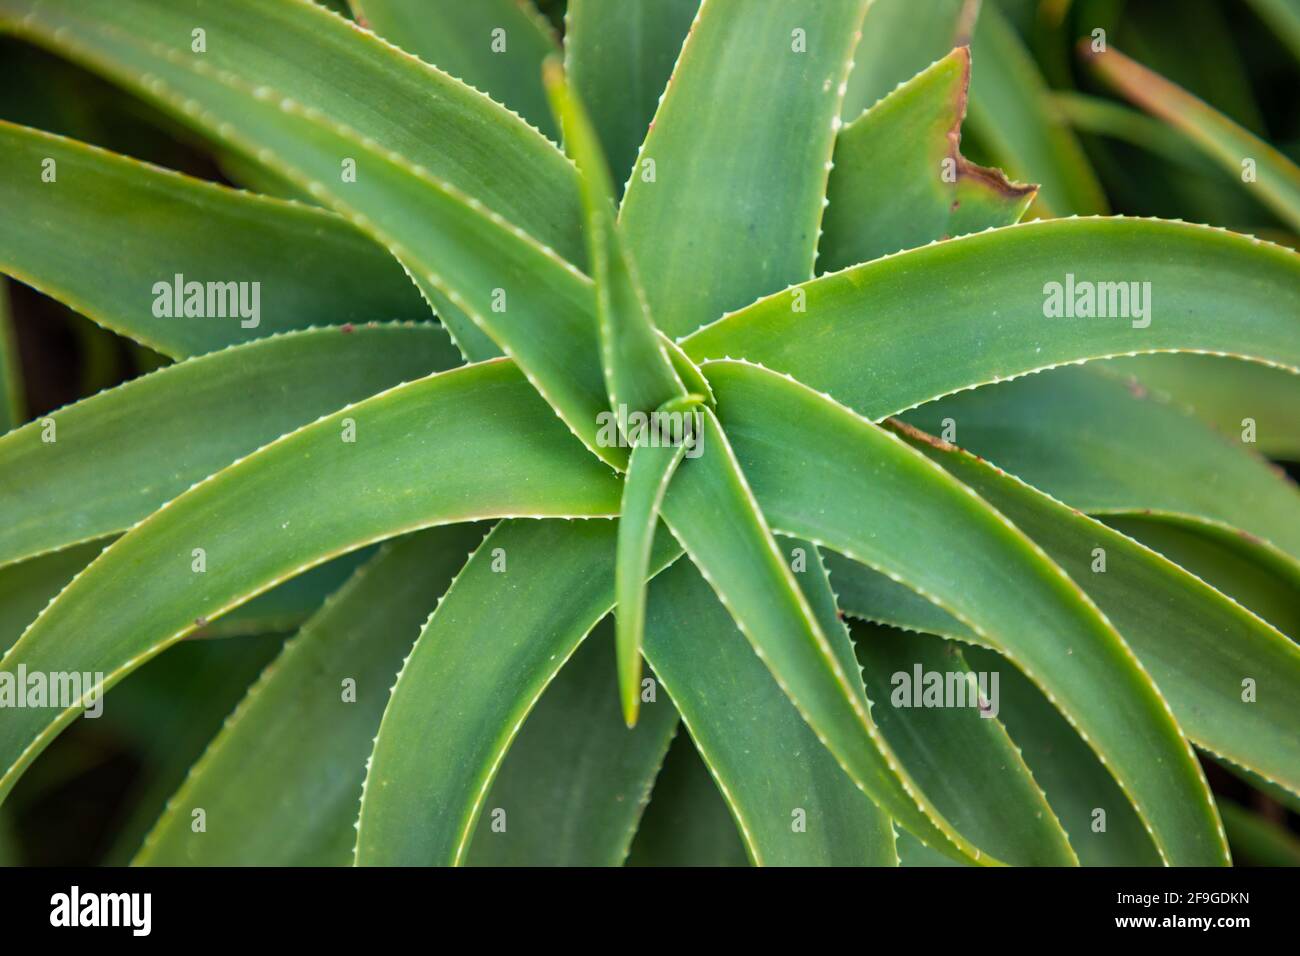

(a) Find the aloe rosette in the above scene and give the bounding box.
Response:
[0,0,1297,867]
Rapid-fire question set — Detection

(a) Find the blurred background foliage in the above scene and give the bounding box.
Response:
[0,0,1296,865]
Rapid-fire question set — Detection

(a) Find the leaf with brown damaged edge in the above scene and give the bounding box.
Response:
[822,46,1036,271]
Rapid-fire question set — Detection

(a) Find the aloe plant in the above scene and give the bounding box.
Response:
[0,0,1297,868]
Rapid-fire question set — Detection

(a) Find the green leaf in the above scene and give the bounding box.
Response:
[356,519,680,865]
[960,644,1162,866]
[825,549,974,641]
[214,146,317,203]
[830,417,1300,802]
[620,0,872,337]
[112,70,613,460]
[1052,92,1220,176]
[0,360,621,803]
[97,632,289,865]
[822,46,1034,271]
[643,558,898,866]
[195,550,375,640]
[0,0,581,366]
[1,538,370,651]
[708,359,1228,865]
[897,829,966,866]
[1103,352,1300,460]
[1083,44,1300,231]
[543,59,687,419]
[0,540,105,653]
[135,525,482,865]
[660,406,988,864]
[0,0,582,261]
[615,435,689,727]
[902,365,1300,570]
[0,120,429,357]
[0,280,22,429]
[851,621,1077,866]
[1104,516,1300,638]
[684,218,1300,423]
[466,622,678,867]
[840,0,977,121]
[564,0,700,196]
[625,731,749,867]
[968,2,1108,215]
[0,324,461,570]
[349,0,560,138]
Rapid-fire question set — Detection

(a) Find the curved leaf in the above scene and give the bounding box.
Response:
[349,0,559,138]
[707,359,1228,865]
[564,0,700,195]
[823,46,1035,271]
[903,364,1300,568]
[1103,352,1300,460]
[1105,516,1300,638]
[961,644,1163,866]
[684,218,1300,422]
[0,324,461,569]
[0,120,429,357]
[0,0,583,261]
[0,0,582,366]
[620,0,871,336]
[824,420,1300,800]
[0,360,621,803]
[851,621,1077,866]
[1083,44,1300,230]
[355,519,680,865]
[661,406,992,864]
[1052,92,1220,176]
[135,525,483,865]
[466,622,678,867]
[643,560,898,866]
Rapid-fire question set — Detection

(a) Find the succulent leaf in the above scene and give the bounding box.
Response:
[0,325,460,570]
[825,428,1300,802]
[349,0,561,138]
[0,120,430,356]
[823,47,1036,271]
[0,362,622,803]
[564,0,701,197]
[685,218,1300,422]
[135,526,484,865]
[356,520,681,864]
[1083,43,1300,230]
[643,560,898,866]
[619,0,872,337]
[707,359,1230,865]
